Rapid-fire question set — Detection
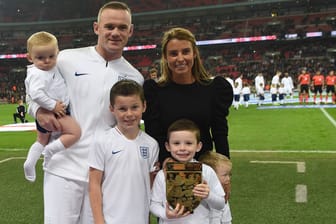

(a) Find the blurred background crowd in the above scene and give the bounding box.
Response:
[1,0,336,103]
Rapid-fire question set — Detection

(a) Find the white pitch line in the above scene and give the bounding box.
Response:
[297,162,306,173]
[320,107,336,128]
[250,160,306,173]
[296,184,307,203]
[0,157,26,164]
[0,148,27,152]
[233,150,336,154]
[250,160,308,203]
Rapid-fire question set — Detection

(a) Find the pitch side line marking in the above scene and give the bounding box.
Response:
[0,157,26,164]
[0,148,27,151]
[232,150,336,154]
[250,160,307,203]
[296,184,307,203]
[250,160,306,173]
[1,148,335,153]
[320,107,336,128]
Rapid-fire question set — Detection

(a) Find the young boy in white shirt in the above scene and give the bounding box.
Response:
[89,80,159,224]
[150,119,225,224]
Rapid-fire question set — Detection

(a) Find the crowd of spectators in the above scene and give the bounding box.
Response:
[0,0,241,22]
[2,36,335,103]
[1,10,336,53]
[1,0,336,102]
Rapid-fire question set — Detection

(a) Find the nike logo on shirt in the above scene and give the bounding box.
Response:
[75,72,89,76]
[112,150,122,155]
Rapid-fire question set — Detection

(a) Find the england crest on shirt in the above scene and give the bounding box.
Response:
[118,74,127,81]
[139,146,149,159]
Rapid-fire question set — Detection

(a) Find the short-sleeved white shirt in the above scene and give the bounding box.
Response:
[89,127,159,224]
[234,77,243,91]
[271,74,280,86]
[254,75,265,89]
[281,76,294,93]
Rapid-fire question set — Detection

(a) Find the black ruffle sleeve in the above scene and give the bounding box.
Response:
[211,76,233,158]
[143,79,160,136]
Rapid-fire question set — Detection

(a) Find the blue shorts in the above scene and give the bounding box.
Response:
[36,106,71,134]
[243,94,250,101]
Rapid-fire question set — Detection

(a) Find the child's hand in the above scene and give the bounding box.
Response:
[193,180,210,199]
[53,101,66,117]
[224,182,231,203]
[166,202,190,219]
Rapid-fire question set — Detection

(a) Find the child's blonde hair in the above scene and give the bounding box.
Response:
[27,31,58,54]
[198,151,232,171]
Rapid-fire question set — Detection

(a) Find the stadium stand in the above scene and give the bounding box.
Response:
[1,0,336,102]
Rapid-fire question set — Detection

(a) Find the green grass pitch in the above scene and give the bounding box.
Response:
[0,103,335,223]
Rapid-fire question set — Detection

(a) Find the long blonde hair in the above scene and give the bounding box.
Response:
[158,27,211,86]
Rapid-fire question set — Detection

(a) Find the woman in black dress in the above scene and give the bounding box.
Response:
[143,27,233,165]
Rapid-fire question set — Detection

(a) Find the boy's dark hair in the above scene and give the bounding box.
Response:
[167,119,200,142]
[110,79,144,106]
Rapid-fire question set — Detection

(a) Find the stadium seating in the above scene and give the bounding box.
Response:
[1,1,336,101]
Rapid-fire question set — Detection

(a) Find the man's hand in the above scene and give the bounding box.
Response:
[36,108,61,132]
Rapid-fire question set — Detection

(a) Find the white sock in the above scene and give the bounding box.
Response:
[23,142,44,182]
[44,139,65,157]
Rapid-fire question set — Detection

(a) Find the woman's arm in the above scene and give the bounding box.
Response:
[211,76,234,158]
[143,79,161,137]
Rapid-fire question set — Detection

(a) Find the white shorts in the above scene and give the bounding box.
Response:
[284,87,292,95]
[44,172,93,224]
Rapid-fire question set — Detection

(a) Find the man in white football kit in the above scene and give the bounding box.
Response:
[28,2,144,223]
[281,72,294,99]
[234,74,243,104]
[271,70,281,86]
[254,72,265,92]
